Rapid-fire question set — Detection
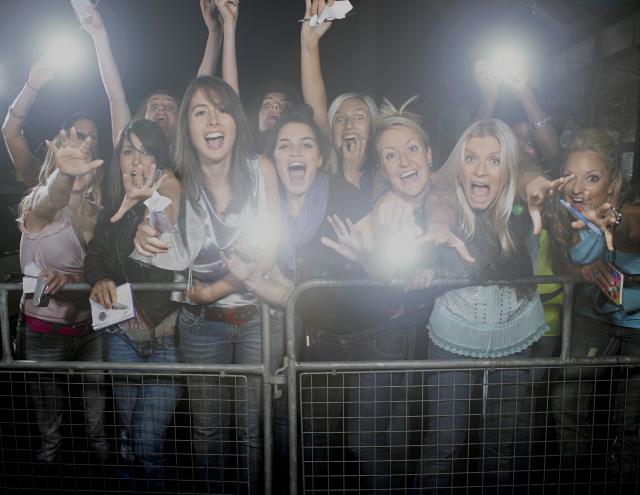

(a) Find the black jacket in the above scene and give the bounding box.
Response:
[83,203,177,327]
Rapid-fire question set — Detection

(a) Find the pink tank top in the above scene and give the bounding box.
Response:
[19,207,91,324]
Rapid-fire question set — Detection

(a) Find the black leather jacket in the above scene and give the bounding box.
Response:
[83,203,177,327]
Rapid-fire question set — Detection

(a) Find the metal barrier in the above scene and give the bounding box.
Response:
[0,277,639,494]
[285,277,640,494]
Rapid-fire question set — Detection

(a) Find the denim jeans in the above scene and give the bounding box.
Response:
[22,324,107,463]
[104,328,182,490]
[302,320,416,493]
[551,313,640,482]
[177,305,284,495]
[418,344,533,493]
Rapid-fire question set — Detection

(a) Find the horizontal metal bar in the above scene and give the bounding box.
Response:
[0,360,265,374]
[0,282,189,292]
[294,355,640,372]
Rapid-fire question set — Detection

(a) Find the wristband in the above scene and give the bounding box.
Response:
[532,116,552,130]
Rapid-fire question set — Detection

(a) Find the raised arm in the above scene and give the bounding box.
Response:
[300,0,334,136]
[197,0,223,77]
[214,0,240,95]
[26,129,103,230]
[2,57,57,188]
[79,2,131,144]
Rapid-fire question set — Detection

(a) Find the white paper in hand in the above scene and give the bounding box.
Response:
[22,262,42,294]
[145,191,175,234]
[310,0,353,27]
[90,282,135,330]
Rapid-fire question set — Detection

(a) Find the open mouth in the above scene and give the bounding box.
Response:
[205,131,224,149]
[155,115,167,127]
[569,197,585,211]
[400,170,418,182]
[288,162,307,182]
[470,182,491,201]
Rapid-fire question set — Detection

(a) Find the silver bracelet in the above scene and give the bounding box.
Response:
[532,116,552,130]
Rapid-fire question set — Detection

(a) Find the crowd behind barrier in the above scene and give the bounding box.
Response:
[0,278,639,494]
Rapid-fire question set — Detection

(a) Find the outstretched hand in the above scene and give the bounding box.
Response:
[46,128,103,178]
[417,223,475,264]
[321,214,366,263]
[526,174,574,235]
[110,165,167,223]
[200,0,222,32]
[568,193,619,251]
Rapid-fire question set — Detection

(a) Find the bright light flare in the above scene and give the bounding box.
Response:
[234,216,279,262]
[380,226,420,270]
[487,44,528,83]
[42,32,84,73]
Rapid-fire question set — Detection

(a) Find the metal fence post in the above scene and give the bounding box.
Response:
[561,282,575,362]
[0,289,12,363]
[261,304,273,495]
[286,289,299,495]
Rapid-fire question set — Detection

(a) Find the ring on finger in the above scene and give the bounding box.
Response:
[607,207,622,226]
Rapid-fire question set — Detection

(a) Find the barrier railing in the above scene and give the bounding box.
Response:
[1,276,639,494]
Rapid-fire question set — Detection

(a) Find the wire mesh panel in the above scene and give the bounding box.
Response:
[299,365,640,495]
[0,369,250,495]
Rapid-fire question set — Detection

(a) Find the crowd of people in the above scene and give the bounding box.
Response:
[2,0,639,493]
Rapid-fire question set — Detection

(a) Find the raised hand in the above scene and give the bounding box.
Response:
[27,56,58,91]
[201,0,222,33]
[301,0,335,45]
[110,165,168,223]
[213,0,239,27]
[77,1,105,37]
[526,174,574,235]
[46,127,103,178]
[321,214,366,263]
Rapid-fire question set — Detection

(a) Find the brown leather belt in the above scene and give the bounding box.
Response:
[184,304,258,326]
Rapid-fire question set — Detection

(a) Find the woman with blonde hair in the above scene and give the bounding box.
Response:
[18,128,106,464]
[547,128,640,485]
[415,119,547,491]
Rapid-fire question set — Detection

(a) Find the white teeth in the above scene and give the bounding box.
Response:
[400,170,418,180]
[205,132,223,139]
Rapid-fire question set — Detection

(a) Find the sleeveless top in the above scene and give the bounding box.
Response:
[428,210,548,357]
[19,206,91,324]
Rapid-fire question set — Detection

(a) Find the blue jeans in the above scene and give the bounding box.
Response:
[418,344,533,493]
[22,324,107,463]
[302,320,416,493]
[105,328,182,490]
[178,305,283,495]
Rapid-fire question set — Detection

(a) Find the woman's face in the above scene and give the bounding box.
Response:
[331,97,372,155]
[188,88,237,166]
[72,117,98,158]
[119,132,156,178]
[274,122,323,198]
[562,150,612,212]
[145,93,178,138]
[258,92,288,133]
[460,135,503,210]
[377,125,431,200]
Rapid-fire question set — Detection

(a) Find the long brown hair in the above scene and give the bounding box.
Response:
[174,76,254,214]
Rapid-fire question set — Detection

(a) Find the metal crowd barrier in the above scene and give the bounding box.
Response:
[0,277,639,494]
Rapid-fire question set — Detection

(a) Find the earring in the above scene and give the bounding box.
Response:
[428,162,433,169]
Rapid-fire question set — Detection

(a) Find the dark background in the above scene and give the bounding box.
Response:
[0,0,637,184]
